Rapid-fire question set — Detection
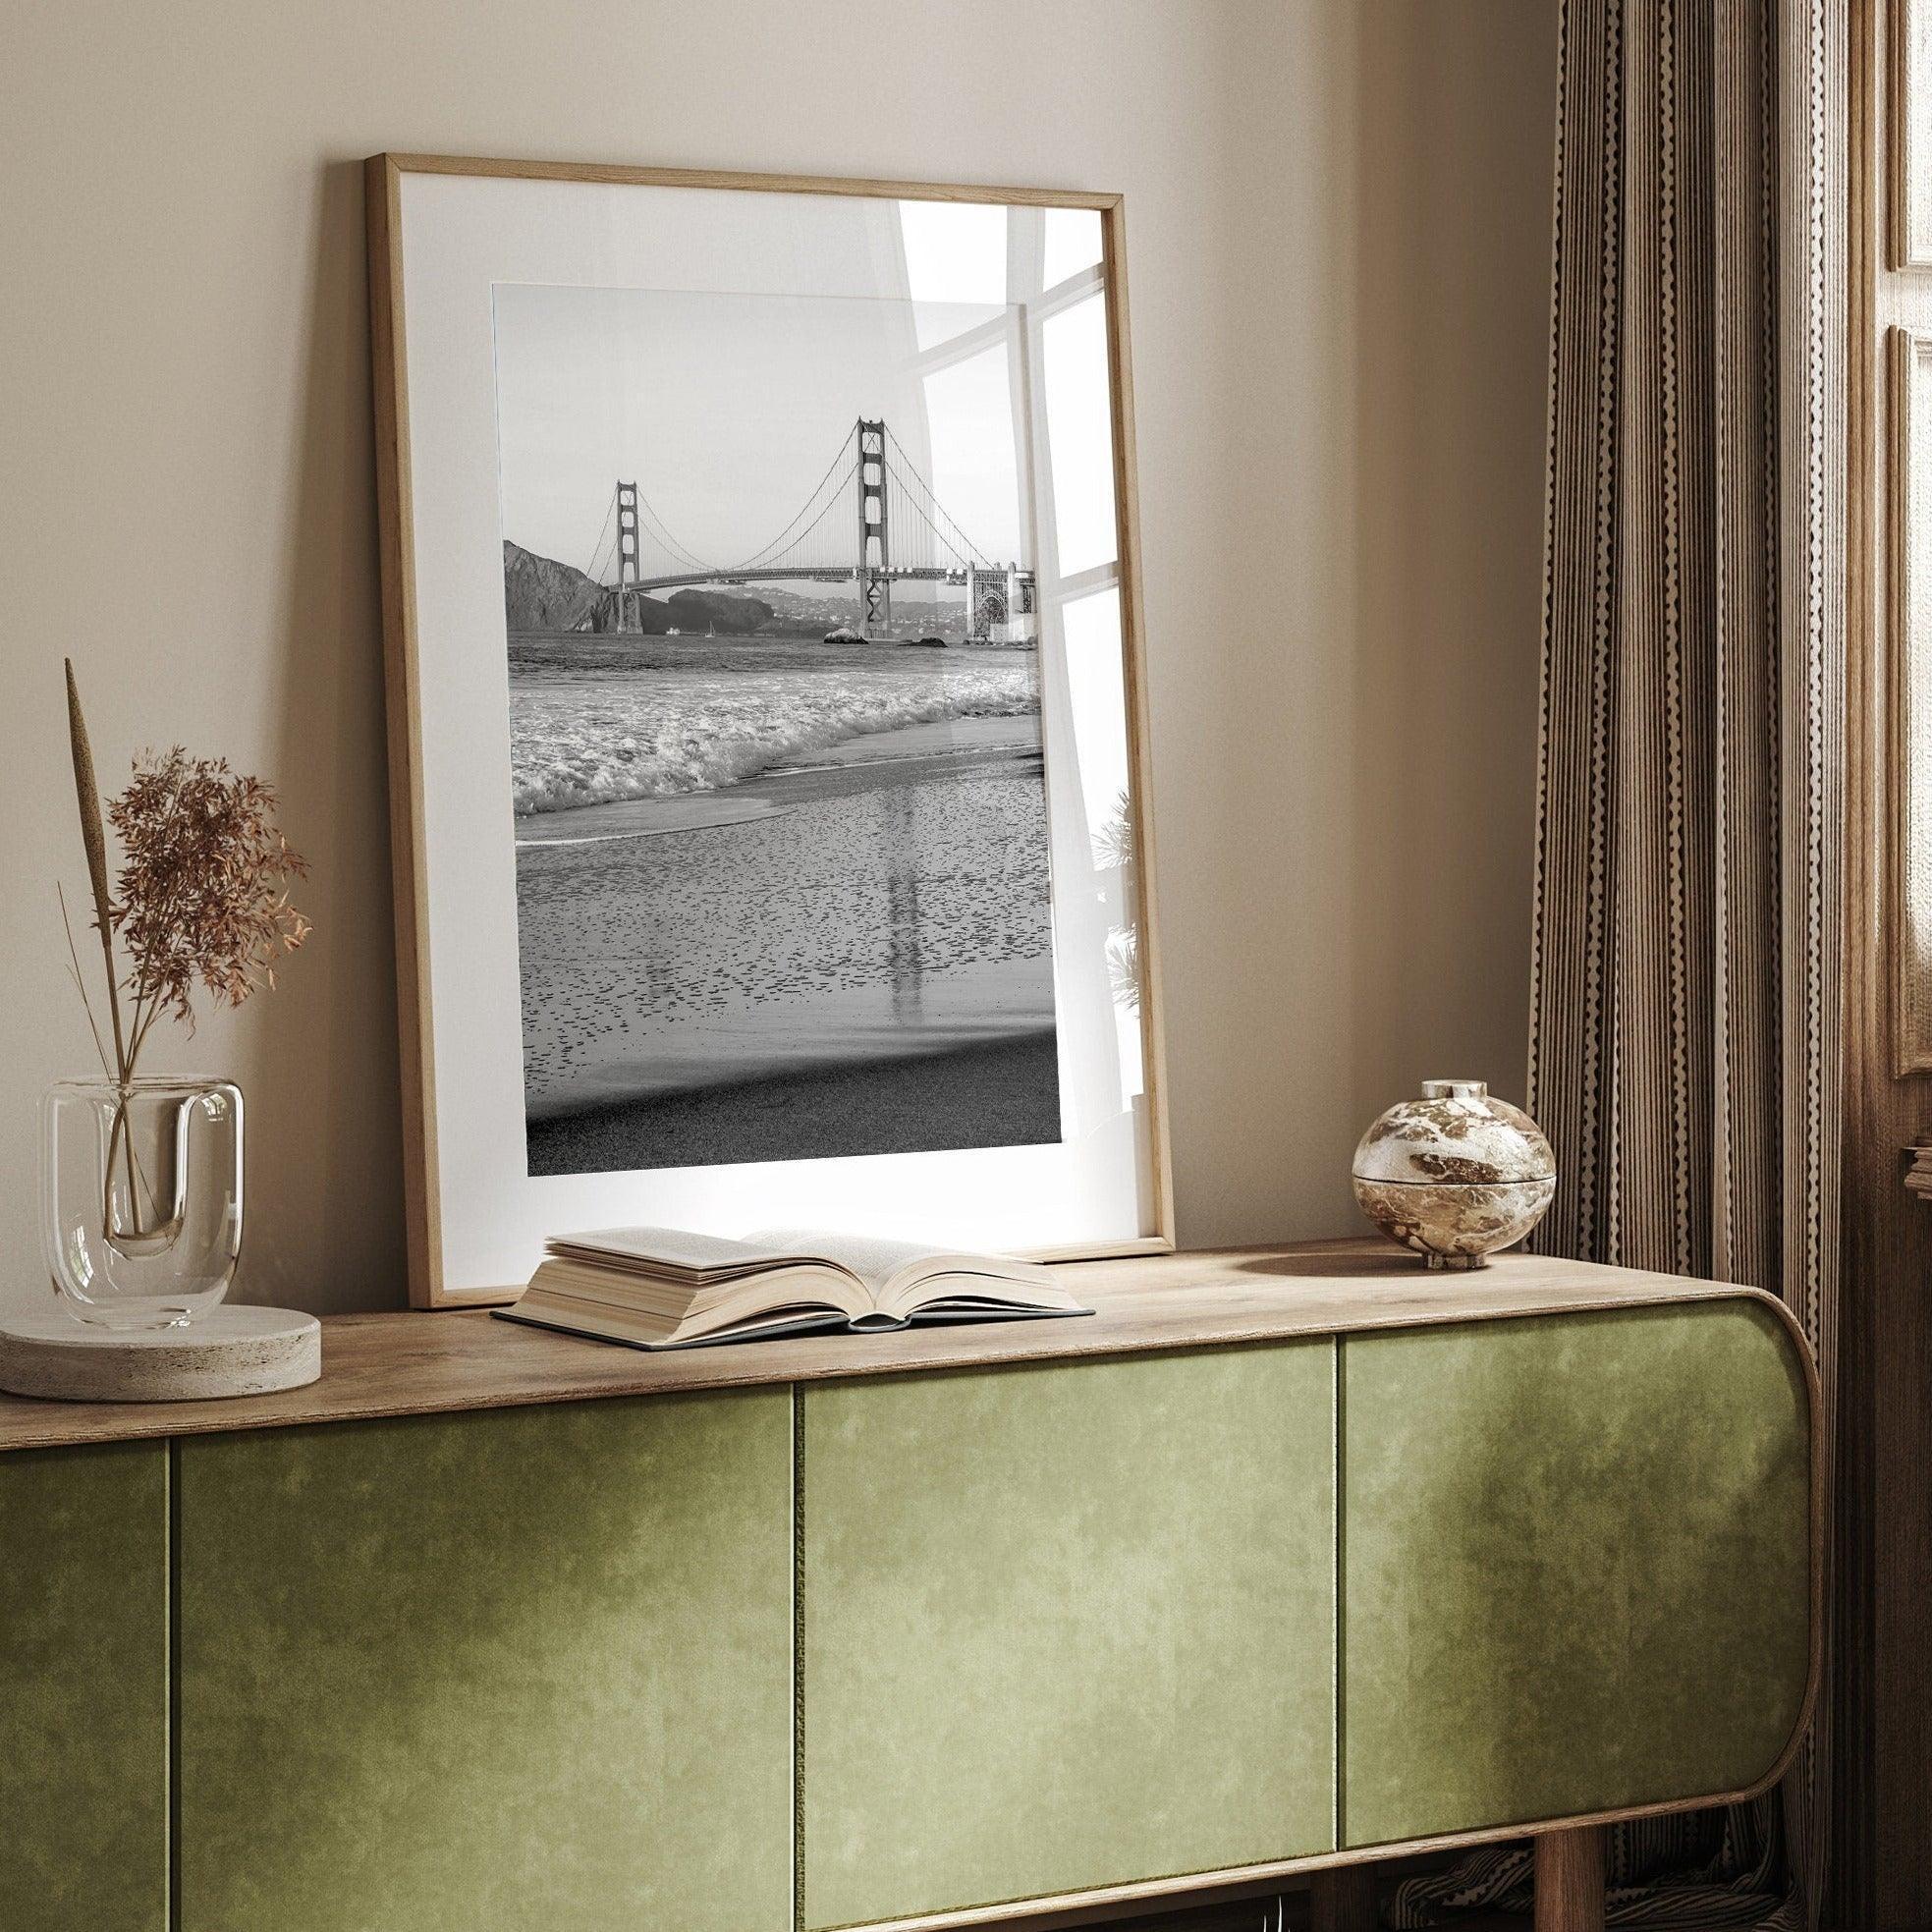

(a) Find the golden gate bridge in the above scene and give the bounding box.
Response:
[574,417,1035,641]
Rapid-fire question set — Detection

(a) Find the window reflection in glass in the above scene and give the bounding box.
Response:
[898,201,1007,349]
[1043,296,1118,578]
[1043,207,1103,289]
[1058,585,1143,1094]
[920,344,1026,572]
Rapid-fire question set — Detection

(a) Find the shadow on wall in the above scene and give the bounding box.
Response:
[236,157,405,1315]
[1345,1,1555,1127]
[1157,1,1556,1251]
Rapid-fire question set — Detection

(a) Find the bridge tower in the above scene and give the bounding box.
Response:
[965,563,1010,643]
[614,480,641,634]
[856,419,891,636]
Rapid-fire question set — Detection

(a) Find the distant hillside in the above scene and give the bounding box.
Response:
[503,541,776,635]
[502,541,605,631]
[651,586,778,635]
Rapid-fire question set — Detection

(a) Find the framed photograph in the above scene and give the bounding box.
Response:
[366,153,1171,1307]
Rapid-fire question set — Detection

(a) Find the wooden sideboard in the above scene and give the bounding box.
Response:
[0,1241,1820,1932]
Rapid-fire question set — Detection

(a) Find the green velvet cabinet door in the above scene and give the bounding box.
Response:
[1341,1298,1813,1849]
[175,1390,794,1932]
[800,1345,1337,1931]
[0,1442,168,1932]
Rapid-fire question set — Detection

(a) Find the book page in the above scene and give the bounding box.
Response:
[550,1226,800,1271]
[743,1228,985,1297]
[745,1229,1054,1299]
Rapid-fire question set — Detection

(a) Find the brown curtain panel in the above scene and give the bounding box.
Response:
[1393,0,1846,1927]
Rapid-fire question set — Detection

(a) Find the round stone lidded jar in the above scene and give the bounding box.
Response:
[1351,1079,1555,1270]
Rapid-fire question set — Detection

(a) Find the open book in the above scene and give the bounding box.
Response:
[495,1226,1092,1351]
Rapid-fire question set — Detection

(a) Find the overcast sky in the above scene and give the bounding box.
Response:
[492,283,1029,580]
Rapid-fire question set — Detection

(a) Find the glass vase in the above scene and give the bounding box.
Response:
[40,1077,244,1329]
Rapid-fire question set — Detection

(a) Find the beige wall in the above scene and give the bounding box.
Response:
[0,0,1558,1317]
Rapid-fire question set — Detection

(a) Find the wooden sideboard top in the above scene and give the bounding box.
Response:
[0,1239,1780,1454]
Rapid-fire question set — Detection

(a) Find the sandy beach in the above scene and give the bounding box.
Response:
[510,637,1060,1174]
[526,1032,1058,1173]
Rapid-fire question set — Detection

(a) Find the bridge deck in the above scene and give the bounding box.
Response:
[620,565,1037,594]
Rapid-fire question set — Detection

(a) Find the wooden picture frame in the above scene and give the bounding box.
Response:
[365,153,1173,1307]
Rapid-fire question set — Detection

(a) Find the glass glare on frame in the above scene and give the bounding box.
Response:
[1044,295,1119,579]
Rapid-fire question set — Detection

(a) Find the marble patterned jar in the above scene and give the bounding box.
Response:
[1351,1078,1555,1270]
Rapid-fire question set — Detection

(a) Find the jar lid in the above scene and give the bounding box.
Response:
[1421,1077,1487,1102]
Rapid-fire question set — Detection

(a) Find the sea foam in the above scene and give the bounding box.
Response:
[511,656,1038,815]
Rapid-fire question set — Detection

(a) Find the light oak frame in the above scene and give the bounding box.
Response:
[363,152,1174,1308]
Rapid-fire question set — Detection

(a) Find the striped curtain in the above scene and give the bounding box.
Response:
[1393,0,1846,1927]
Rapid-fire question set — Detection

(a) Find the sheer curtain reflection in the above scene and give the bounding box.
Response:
[896,196,1153,1166]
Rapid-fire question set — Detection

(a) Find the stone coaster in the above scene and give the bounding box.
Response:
[0,1305,321,1403]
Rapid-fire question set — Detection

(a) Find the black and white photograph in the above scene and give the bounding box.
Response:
[493,279,1064,1176]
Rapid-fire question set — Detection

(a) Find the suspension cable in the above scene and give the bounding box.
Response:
[729,450,860,571]
[883,426,1001,568]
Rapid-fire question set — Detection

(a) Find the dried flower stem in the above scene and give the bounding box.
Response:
[65,660,142,1224]
[65,661,131,1084]
[57,884,112,1078]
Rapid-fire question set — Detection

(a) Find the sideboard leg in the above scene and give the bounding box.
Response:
[1311,1863,1379,1932]
[1534,1825,1606,1932]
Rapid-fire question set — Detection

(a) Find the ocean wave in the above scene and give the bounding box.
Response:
[511,663,1039,814]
